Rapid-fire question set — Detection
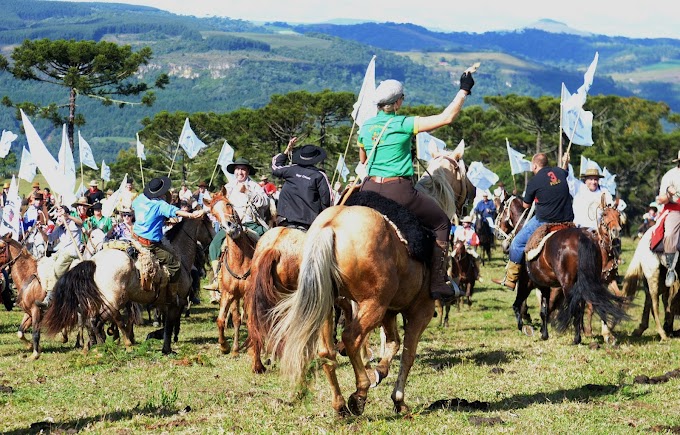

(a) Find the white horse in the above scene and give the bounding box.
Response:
[622,227,679,340]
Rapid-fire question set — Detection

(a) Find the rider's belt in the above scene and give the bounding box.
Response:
[133,233,155,247]
[368,176,410,184]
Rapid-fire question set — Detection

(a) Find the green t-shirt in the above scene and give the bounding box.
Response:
[84,215,113,234]
[357,111,417,177]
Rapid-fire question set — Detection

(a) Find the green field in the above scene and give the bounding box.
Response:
[1,237,679,433]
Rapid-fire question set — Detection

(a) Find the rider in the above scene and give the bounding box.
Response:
[356,71,474,302]
[494,153,574,289]
[271,137,332,230]
[130,176,205,299]
[35,205,83,309]
[21,191,49,235]
[474,192,497,227]
[654,150,680,286]
[83,202,114,242]
[572,167,613,230]
[204,157,269,293]
[452,215,482,277]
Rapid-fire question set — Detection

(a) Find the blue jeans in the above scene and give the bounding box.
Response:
[509,216,545,264]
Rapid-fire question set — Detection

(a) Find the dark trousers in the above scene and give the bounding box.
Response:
[150,243,181,283]
[361,178,450,243]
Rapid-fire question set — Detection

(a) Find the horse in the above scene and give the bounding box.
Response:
[208,193,258,356]
[41,215,215,354]
[266,150,469,416]
[584,202,625,343]
[494,195,528,253]
[450,239,478,308]
[246,225,306,373]
[622,227,680,340]
[513,224,628,344]
[473,213,493,264]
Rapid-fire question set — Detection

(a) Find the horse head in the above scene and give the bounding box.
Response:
[452,239,466,260]
[209,194,244,240]
[599,205,622,244]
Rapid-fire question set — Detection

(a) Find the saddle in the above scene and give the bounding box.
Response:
[102,239,170,293]
[525,222,576,261]
[344,190,435,264]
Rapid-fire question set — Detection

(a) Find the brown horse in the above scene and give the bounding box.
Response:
[246,226,306,373]
[209,193,257,356]
[450,239,479,308]
[514,225,628,344]
[494,195,528,253]
[267,151,467,416]
[0,235,48,359]
[42,216,214,354]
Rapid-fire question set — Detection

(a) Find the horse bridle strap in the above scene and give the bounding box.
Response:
[220,244,251,280]
[0,242,26,272]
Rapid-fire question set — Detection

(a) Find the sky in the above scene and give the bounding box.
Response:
[64,0,680,40]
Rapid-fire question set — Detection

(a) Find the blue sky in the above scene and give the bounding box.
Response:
[65,0,680,40]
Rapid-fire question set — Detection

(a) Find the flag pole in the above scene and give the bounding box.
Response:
[332,121,358,188]
[558,84,564,165]
[139,157,145,187]
[563,110,583,165]
[168,141,182,177]
[209,161,220,188]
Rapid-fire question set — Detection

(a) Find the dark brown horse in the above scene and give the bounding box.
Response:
[494,195,527,253]
[266,151,468,416]
[513,224,628,344]
[209,193,258,356]
[473,213,493,264]
[450,239,478,307]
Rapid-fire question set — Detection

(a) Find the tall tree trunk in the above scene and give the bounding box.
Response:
[69,87,77,151]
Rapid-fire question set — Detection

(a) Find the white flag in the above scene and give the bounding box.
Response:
[335,155,350,182]
[506,139,532,175]
[351,55,377,128]
[217,140,235,169]
[579,155,602,175]
[561,83,594,146]
[18,147,37,182]
[136,132,146,160]
[178,118,207,159]
[0,176,22,239]
[0,129,17,158]
[74,181,86,198]
[602,167,617,195]
[78,131,98,170]
[101,160,111,182]
[467,161,499,191]
[416,132,448,162]
[102,174,127,218]
[20,110,62,193]
[58,124,77,197]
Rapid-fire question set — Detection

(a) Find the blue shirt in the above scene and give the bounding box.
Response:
[132,194,178,242]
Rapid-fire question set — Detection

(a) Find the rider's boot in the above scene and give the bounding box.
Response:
[203,260,220,291]
[665,253,678,287]
[430,240,462,303]
[492,261,521,290]
[35,290,53,310]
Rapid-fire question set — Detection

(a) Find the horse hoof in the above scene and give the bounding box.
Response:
[337,404,351,418]
[522,325,534,337]
[393,402,410,414]
[348,393,366,416]
[604,335,617,346]
[30,351,40,360]
[252,365,267,374]
[631,328,644,337]
[162,348,176,356]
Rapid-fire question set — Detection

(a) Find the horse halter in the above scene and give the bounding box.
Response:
[212,197,244,238]
[0,240,25,272]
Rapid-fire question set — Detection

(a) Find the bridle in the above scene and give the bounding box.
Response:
[0,238,29,273]
[596,206,622,279]
[210,196,254,281]
[494,196,531,241]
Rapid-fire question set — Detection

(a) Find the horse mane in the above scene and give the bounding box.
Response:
[4,236,32,260]
[164,218,187,242]
[414,153,466,219]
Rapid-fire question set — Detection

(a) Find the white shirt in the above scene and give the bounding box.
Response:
[572,182,613,229]
[224,178,269,225]
[659,167,680,201]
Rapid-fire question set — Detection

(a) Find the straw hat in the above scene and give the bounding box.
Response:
[581,168,604,179]
[461,216,473,224]
[71,197,91,207]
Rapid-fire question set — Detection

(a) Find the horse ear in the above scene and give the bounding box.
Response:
[600,193,607,209]
[220,186,227,198]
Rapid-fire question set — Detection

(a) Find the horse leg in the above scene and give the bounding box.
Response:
[540,290,550,340]
[110,309,133,348]
[343,304,385,416]
[370,313,400,388]
[651,281,669,340]
[317,312,349,417]
[434,300,443,327]
[30,306,42,360]
[391,304,433,414]
[584,303,594,337]
[17,313,32,348]
[513,276,531,331]
[230,298,242,356]
[216,290,234,354]
[632,284,652,337]
[573,298,584,345]
[444,302,451,328]
[162,305,181,355]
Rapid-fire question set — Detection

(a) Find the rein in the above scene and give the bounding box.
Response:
[212,197,253,280]
[0,239,29,273]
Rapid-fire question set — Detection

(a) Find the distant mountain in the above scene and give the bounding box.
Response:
[0,0,678,163]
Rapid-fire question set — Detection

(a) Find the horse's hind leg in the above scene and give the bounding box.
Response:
[17,313,32,348]
[318,314,349,417]
[162,305,180,355]
[540,291,549,340]
[30,307,42,360]
[391,303,433,414]
[584,303,594,338]
[369,313,401,388]
[230,298,242,356]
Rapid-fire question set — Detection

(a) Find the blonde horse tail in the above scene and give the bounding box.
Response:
[269,226,340,387]
[622,243,644,302]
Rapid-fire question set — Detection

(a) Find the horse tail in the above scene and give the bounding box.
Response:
[43,261,106,336]
[268,226,340,387]
[555,232,628,333]
[621,241,645,302]
[247,248,283,358]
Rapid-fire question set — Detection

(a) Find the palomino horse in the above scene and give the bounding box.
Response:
[42,216,215,354]
[208,193,258,356]
[246,226,306,373]
[267,151,468,416]
[513,225,628,344]
[622,227,680,340]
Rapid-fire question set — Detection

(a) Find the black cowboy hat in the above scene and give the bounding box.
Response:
[144,176,173,199]
[90,202,103,211]
[292,144,327,166]
[226,157,257,176]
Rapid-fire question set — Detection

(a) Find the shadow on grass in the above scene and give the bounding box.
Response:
[3,404,185,435]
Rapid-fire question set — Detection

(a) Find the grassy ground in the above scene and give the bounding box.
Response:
[1,237,679,433]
